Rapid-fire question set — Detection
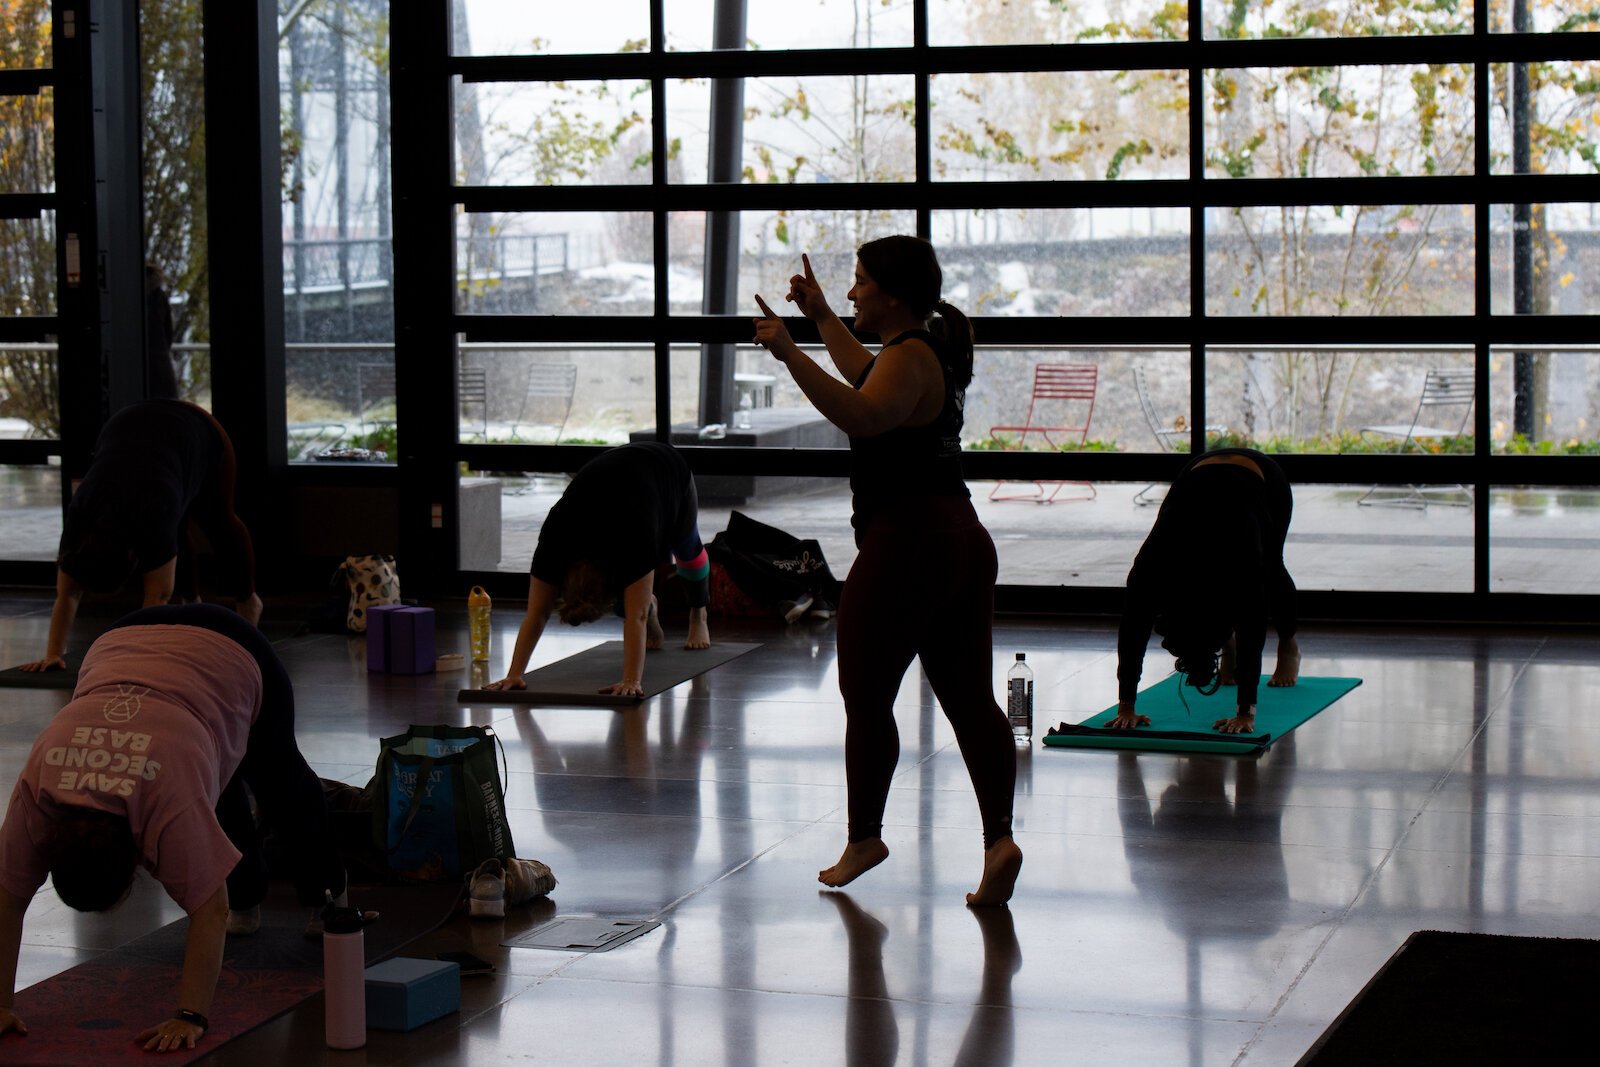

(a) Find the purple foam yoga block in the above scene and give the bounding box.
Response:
[365,604,406,673]
[387,606,436,675]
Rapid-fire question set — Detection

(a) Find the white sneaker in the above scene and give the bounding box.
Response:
[468,859,506,919]
[781,595,814,624]
[227,904,261,936]
[503,857,557,905]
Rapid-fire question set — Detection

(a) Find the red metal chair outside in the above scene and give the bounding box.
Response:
[987,363,1099,503]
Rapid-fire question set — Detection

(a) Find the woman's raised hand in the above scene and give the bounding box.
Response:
[786,253,833,321]
[753,294,798,361]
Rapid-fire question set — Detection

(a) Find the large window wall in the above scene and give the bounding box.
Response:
[3,2,1597,616]
[380,0,1599,614]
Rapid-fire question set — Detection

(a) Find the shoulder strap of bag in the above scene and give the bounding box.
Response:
[387,753,437,857]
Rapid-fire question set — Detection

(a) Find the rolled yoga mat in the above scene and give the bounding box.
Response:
[458,640,761,706]
[1042,674,1362,754]
[1,621,305,690]
[0,653,83,690]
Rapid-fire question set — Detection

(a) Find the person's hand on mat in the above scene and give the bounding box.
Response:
[599,679,644,697]
[1106,701,1150,729]
[482,674,526,692]
[17,654,66,673]
[785,253,834,321]
[752,295,799,362]
[0,1007,26,1037]
[1212,709,1257,734]
[136,1016,205,1052]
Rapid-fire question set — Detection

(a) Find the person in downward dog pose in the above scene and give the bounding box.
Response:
[20,399,262,674]
[1107,446,1300,735]
[484,441,712,698]
[0,603,344,1052]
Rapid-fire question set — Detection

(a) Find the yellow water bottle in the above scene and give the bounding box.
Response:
[468,585,492,662]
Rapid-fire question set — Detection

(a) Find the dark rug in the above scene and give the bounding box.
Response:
[1298,929,1600,1065]
[6,880,462,1066]
[459,640,761,706]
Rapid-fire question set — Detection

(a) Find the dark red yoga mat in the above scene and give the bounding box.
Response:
[5,880,461,1066]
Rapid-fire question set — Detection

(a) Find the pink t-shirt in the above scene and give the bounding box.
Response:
[0,624,262,913]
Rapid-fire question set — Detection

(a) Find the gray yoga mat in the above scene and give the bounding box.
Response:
[458,640,761,706]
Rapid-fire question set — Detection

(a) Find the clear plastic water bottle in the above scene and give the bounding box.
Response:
[468,584,492,662]
[1007,653,1034,744]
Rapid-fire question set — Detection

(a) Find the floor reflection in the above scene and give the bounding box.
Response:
[1118,741,1295,1067]
[824,891,1022,1067]
[9,597,1600,1065]
[825,892,898,1067]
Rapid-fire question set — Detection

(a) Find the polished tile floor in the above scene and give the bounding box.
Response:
[3,593,1599,1065]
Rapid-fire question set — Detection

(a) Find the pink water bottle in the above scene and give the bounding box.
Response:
[322,898,368,1049]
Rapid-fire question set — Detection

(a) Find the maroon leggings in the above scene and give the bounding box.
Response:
[837,495,1016,850]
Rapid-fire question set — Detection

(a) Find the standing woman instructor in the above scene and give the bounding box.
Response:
[754,236,1021,906]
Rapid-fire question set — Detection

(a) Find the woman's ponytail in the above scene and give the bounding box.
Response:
[930,300,974,390]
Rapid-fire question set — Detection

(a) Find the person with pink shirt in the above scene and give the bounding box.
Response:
[0,604,343,1053]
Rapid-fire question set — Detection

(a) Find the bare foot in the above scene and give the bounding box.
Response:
[684,606,710,650]
[818,839,889,888]
[966,838,1023,907]
[238,592,264,627]
[1217,633,1238,686]
[645,595,664,650]
[1268,636,1301,687]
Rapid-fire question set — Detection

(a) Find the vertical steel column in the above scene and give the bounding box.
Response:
[53,0,106,497]
[202,0,288,562]
[289,18,307,342]
[1510,0,1533,437]
[1473,1,1494,601]
[334,2,353,333]
[390,0,457,591]
[1187,0,1207,456]
[93,0,142,412]
[652,0,671,439]
[697,0,748,428]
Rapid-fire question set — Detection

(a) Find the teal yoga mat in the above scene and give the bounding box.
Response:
[1042,674,1362,754]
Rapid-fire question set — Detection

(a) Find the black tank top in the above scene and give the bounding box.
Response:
[848,328,970,544]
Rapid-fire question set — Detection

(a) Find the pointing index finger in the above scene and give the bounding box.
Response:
[801,253,815,282]
[754,294,776,317]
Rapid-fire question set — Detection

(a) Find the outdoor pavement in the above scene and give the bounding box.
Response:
[3,438,1596,596]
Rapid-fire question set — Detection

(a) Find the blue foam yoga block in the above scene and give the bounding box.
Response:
[364,956,460,1032]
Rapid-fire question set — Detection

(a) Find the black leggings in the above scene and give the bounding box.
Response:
[836,495,1015,850]
[110,603,341,909]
